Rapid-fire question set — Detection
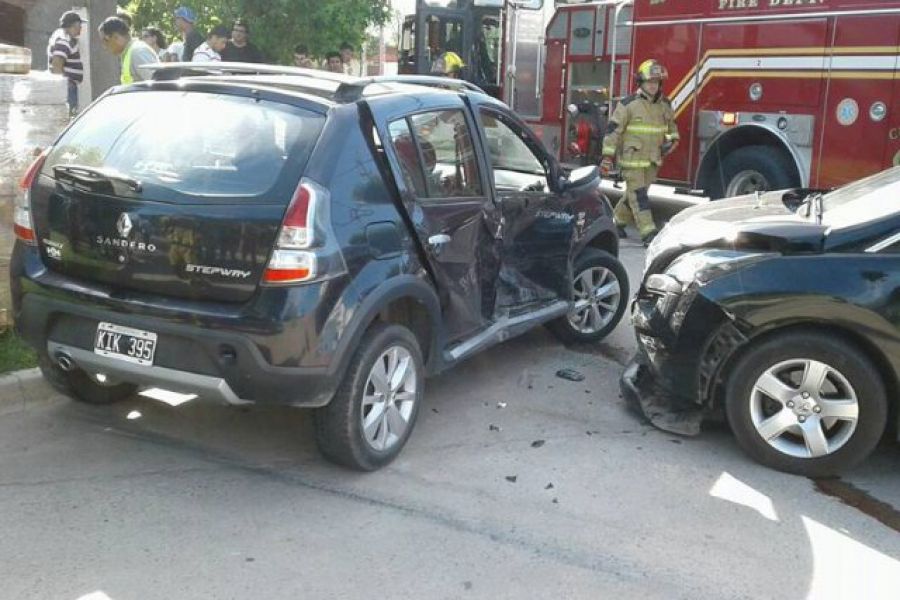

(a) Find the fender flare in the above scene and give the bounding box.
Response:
[329,274,444,380]
[574,214,619,258]
[695,123,808,190]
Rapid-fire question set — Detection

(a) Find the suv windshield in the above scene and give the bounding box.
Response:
[822,166,900,228]
[43,90,324,202]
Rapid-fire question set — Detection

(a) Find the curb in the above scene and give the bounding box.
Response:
[0,368,68,416]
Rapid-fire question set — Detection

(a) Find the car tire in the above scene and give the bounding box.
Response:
[39,354,136,405]
[725,331,887,477]
[314,323,424,471]
[547,249,629,345]
[709,145,799,199]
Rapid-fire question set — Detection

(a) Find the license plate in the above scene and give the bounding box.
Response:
[94,322,157,366]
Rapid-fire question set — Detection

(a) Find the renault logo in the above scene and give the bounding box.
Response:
[116,213,133,238]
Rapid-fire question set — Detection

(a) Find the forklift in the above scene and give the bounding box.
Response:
[398,0,512,98]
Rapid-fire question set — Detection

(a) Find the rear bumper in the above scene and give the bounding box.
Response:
[12,247,343,407]
[48,343,249,405]
[19,293,340,406]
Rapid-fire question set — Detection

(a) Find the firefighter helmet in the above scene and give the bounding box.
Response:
[635,59,668,84]
[431,51,466,76]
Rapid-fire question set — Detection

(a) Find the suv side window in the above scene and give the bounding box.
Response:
[479,109,547,191]
[388,119,428,197]
[408,110,483,198]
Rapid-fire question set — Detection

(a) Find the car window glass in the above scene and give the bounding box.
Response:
[43,91,324,201]
[479,110,547,191]
[409,110,483,198]
[388,119,428,197]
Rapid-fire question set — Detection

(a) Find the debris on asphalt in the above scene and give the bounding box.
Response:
[489,424,501,432]
[431,408,439,414]
[552,498,559,504]
[669,439,683,444]
[586,431,593,436]
[517,369,534,390]
[496,402,507,409]
[505,475,517,483]
[531,440,545,448]
[545,483,554,490]
[556,368,585,382]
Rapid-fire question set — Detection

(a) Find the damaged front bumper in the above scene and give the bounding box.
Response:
[620,352,704,436]
[620,274,747,436]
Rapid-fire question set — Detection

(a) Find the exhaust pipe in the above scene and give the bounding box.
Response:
[55,352,76,372]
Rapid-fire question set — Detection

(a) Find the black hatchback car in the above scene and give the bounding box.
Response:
[623,167,900,477]
[11,65,626,470]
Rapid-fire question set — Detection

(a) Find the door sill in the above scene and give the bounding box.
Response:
[443,300,570,364]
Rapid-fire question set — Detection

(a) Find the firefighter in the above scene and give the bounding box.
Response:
[601,59,679,245]
[431,50,465,79]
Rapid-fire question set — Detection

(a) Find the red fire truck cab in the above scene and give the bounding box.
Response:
[631,0,900,197]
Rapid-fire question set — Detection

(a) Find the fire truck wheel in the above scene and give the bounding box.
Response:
[713,145,799,199]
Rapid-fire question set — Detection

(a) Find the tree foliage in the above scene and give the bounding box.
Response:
[119,0,391,63]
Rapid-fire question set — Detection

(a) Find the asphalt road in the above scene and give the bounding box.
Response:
[2,243,899,600]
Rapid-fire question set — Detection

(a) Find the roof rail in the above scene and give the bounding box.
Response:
[335,75,486,102]
[141,62,350,83]
[140,62,487,101]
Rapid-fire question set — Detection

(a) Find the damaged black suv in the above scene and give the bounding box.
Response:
[11,65,625,470]
[623,167,900,477]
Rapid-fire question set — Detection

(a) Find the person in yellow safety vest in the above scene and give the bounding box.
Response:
[98,16,159,85]
[601,59,679,246]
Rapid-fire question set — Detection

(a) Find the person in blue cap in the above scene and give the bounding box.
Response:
[174,6,203,62]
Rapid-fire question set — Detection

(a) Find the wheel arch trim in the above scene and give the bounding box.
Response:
[704,320,900,438]
[694,123,809,191]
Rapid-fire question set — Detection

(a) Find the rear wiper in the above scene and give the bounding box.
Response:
[53,164,143,193]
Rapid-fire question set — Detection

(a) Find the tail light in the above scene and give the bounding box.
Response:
[263,178,335,285]
[14,149,49,245]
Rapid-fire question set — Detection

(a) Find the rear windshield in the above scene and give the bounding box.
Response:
[43,90,324,202]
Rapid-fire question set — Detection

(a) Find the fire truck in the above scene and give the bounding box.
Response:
[405,1,900,197]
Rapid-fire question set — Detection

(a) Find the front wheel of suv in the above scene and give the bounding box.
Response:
[39,354,136,405]
[725,332,887,477]
[547,249,629,345]
[314,323,424,471]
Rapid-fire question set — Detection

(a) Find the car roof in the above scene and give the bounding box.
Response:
[136,63,489,108]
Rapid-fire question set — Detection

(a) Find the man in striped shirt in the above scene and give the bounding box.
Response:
[47,11,85,116]
[192,26,230,62]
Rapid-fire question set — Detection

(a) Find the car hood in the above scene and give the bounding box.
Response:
[646,190,828,272]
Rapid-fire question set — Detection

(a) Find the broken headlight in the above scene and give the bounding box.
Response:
[665,249,775,284]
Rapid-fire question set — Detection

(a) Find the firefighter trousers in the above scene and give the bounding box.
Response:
[614,166,658,239]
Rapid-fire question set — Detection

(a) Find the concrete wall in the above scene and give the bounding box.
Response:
[24,0,119,102]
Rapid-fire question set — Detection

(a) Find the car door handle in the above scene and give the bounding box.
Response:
[428,234,452,246]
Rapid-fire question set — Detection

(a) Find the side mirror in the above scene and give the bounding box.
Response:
[559,165,600,192]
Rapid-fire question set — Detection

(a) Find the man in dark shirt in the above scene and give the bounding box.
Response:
[47,11,85,116]
[221,19,263,63]
[174,6,203,62]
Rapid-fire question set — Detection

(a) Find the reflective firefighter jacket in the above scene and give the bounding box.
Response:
[602,90,679,170]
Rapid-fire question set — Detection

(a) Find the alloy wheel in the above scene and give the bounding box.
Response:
[361,345,418,452]
[567,266,621,334]
[749,358,859,459]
